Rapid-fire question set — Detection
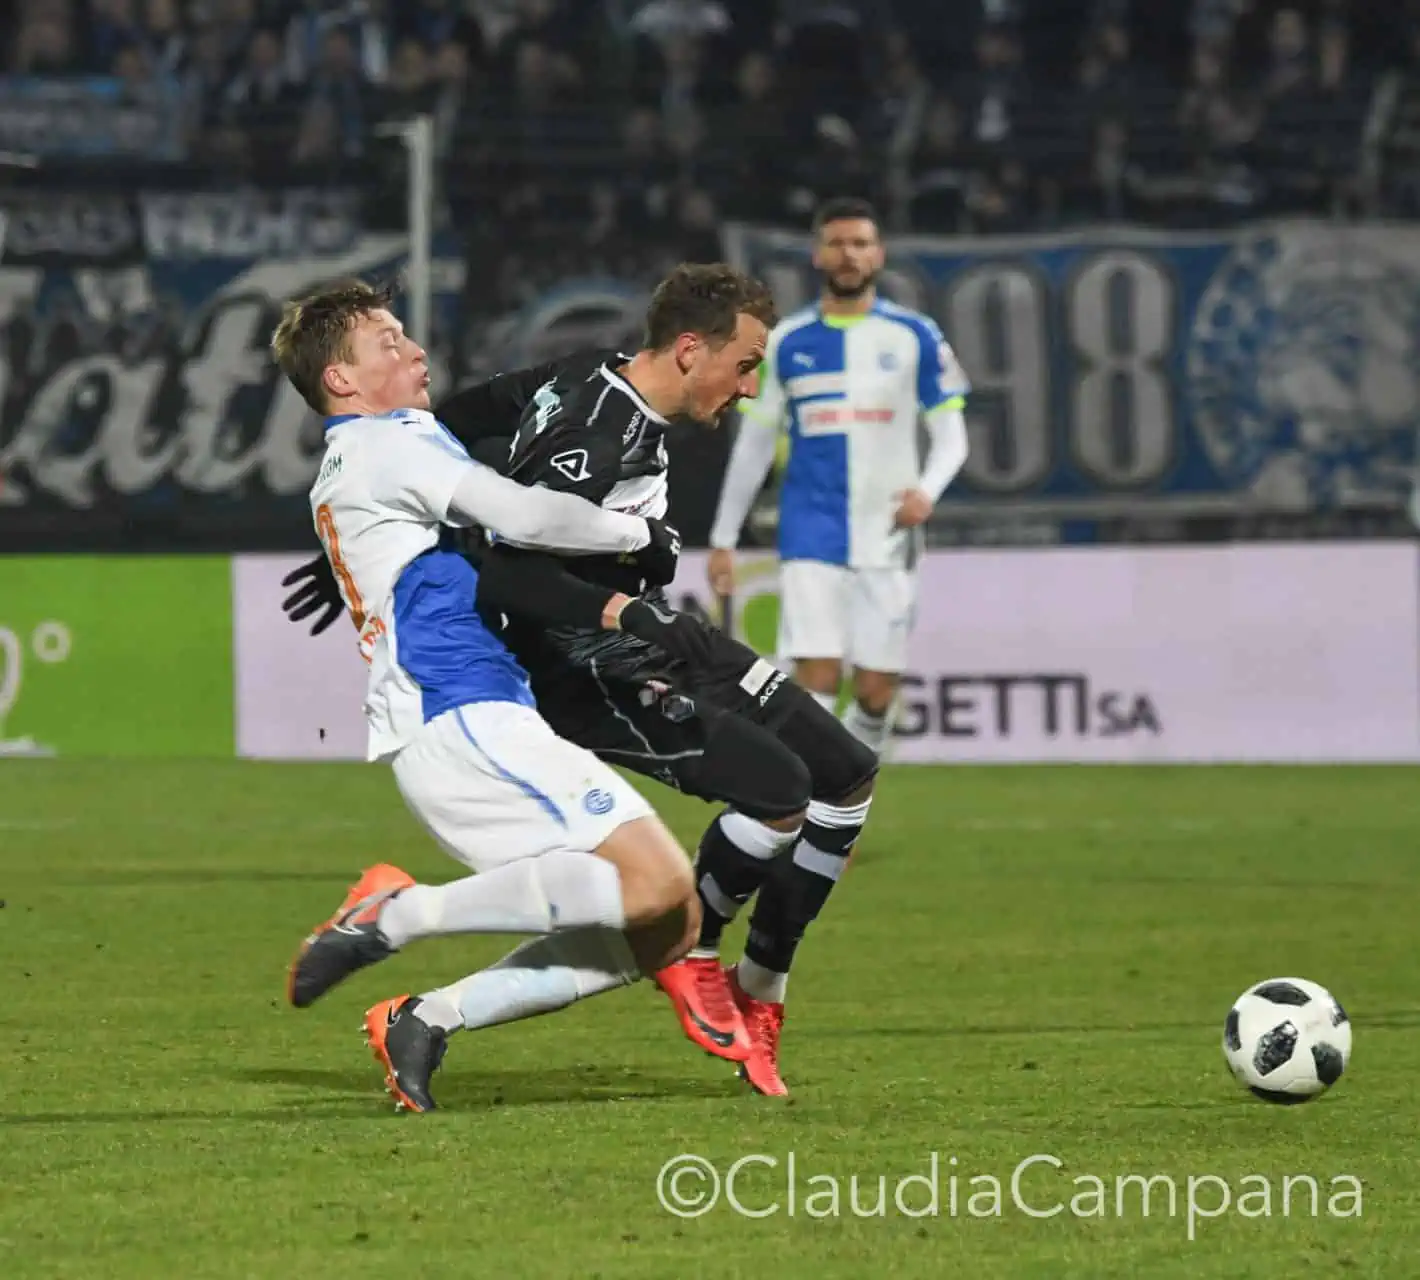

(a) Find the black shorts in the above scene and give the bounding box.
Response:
[524,628,877,821]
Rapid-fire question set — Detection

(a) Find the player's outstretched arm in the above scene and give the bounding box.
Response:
[478,543,716,666]
[447,464,650,555]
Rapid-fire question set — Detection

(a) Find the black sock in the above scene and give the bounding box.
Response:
[692,811,797,953]
[743,797,871,977]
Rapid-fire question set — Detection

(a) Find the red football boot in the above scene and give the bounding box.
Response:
[654,956,751,1062]
[727,965,788,1097]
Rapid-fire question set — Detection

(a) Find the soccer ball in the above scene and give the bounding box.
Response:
[1222,977,1352,1104]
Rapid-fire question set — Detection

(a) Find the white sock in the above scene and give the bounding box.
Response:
[377,850,625,949]
[689,811,800,960]
[414,927,639,1033]
[736,955,788,1004]
[842,700,891,755]
[808,690,837,713]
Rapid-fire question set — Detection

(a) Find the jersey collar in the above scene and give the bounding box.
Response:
[817,299,876,329]
[322,407,437,434]
[598,364,669,424]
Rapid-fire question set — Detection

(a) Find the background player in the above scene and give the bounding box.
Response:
[707,197,972,756]
[280,265,882,1097]
[271,280,738,1113]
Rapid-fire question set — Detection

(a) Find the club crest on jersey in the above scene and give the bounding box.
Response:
[550,449,592,482]
[583,788,615,816]
[878,351,898,371]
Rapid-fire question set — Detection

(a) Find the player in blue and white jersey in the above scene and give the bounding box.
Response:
[270,279,728,1112]
[709,198,971,755]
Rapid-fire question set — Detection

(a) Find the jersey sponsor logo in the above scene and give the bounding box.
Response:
[791,351,816,369]
[550,449,592,482]
[583,787,615,816]
[801,405,896,432]
[622,411,644,444]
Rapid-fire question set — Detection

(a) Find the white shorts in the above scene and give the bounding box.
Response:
[777,559,918,674]
[390,701,653,873]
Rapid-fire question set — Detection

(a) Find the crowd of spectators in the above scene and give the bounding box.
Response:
[6,0,1420,247]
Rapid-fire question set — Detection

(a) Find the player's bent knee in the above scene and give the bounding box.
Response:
[766,808,808,834]
[594,814,695,927]
[624,894,699,974]
[808,719,880,803]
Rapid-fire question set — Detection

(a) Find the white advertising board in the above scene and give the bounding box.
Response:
[234,544,1420,764]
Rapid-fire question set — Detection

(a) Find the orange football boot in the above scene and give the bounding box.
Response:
[288,863,415,1008]
[363,995,448,1113]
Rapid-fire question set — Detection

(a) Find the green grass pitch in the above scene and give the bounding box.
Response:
[1,761,1417,1277]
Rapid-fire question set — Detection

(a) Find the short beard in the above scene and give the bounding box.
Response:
[823,270,877,301]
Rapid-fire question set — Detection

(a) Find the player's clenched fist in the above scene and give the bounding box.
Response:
[635,518,683,586]
[615,597,717,667]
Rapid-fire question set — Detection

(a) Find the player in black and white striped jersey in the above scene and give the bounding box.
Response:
[281,265,881,1096]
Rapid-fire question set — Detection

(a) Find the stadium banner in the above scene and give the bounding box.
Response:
[0,218,728,550]
[0,191,146,268]
[233,545,1420,764]
[0,76,185,161]
[666,545,1420,764]
[0,219,465,552]
[0,555,233,757]
[724,219,1420,544]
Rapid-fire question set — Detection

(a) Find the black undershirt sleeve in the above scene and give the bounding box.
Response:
[476,542,618,630]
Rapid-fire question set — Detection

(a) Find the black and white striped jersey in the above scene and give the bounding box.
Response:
[503,349,671,594]
[496,349,679,680]
[506,351,668,510]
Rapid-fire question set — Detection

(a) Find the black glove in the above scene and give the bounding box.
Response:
[634,518,682,587]
[281,554,345,636]
[618,597,716,667]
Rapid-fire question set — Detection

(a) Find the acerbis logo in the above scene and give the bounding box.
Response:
[551,449,592,482]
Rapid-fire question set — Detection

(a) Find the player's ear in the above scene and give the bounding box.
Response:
[672,332,701,374]
[323,362,355,404]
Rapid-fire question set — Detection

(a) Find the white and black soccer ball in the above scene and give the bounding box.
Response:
[1222,977,1352,1104]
